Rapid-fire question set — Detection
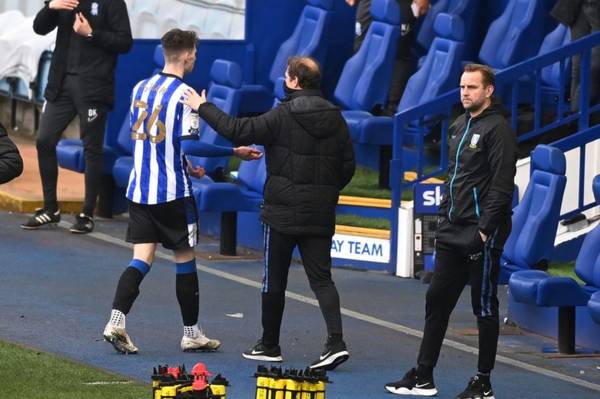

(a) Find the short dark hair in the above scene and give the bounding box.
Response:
[463,63,495,87]
[287,56,321,90]
[161,29,197,62]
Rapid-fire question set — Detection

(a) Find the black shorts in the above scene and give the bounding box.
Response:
[126,197,199,250]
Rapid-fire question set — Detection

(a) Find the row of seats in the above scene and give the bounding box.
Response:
[509,174,600,354]
[124,0,245,40]
[0,0,40,16]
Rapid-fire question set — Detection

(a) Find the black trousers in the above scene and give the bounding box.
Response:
[417,218,510,374]
[570,0,600,111]
[260,224,343,347]
[36,74,107,216]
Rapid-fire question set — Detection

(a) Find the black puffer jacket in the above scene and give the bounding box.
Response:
[438,104,517,236]
[197,89,356,236]
[33,0,132,108]
[0,123,23,184]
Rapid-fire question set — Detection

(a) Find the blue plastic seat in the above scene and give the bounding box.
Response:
[509,174,600,353]
[238,0,334,114]
[478,0,546,71]
[187,59,243,180]
[341,12,463,176]
[335,0,400,112]
[415,0,477,59]
[500,145,567,284]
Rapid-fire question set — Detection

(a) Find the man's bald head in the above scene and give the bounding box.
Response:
[287,56,321,90]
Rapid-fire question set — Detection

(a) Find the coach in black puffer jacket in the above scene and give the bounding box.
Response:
[194,62,355,237]
[184,56,355,370]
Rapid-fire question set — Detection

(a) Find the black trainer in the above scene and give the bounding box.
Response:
[456,375,495,399]
[385,368,438,396]
[309,337,350,371]
[70,213,94,234]
[20,208,61,229]
[242,340,283,362]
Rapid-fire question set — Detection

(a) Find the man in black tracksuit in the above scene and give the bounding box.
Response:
[385,64,517,398]
[21,0,132,233]
[182,56,355,371]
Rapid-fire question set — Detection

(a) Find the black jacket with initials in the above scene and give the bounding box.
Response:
[197,89,356,236]
[33,0,132,108]
[438,104,517,236]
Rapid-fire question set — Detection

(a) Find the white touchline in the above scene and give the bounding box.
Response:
[64,222,600,393]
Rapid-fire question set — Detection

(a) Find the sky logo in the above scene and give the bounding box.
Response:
[414,183,445,214]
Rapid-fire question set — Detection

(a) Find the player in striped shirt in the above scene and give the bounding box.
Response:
[103,29,262,354]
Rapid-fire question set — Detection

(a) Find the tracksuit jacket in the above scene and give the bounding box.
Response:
[33,0,132,109]
[438,104,518,249]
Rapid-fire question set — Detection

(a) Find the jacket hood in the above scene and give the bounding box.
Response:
[285,89,345,139]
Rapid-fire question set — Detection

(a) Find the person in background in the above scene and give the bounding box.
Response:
[21,0,132,233]
[551,0,600,112]
[345,0,430,115]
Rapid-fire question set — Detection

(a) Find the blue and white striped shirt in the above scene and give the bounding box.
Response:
[126,72,232,205]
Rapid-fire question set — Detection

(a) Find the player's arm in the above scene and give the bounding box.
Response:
[86,0,132,53]
[181,88,278,146]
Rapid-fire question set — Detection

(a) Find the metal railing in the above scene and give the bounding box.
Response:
[387,31,600,272]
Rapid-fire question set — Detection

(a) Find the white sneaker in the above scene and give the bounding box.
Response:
[103,323,138,354]
[181,332,221,352]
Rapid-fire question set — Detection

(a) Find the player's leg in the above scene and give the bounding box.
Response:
[103,242,156,354]
[173,246,220,352]
[103,201,158,353]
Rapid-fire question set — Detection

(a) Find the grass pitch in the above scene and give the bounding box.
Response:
[0,340,148,399]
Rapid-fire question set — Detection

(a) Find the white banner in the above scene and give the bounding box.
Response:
[331,234,390,264]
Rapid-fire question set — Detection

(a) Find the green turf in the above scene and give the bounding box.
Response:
[340,167,419,201]
[336,214,391,230]
[547,261,583,284]
[0,340,148,399]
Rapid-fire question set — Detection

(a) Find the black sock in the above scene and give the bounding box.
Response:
[112,260,150,314]
[176,260,199,326]
[477,372,491,384]
[417,365,434,380]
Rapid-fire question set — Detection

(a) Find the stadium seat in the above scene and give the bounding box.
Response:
[186,59,243,181]
[335,0,400,112]
[500,145,567,284]
[509,174,600,353]
[341,12,463,179]
[192,149,266,255]
[130,0,160,38]
[478,0,546,71]
[238,0,334,114]
[157,1,184,36]
[415,0,477,59]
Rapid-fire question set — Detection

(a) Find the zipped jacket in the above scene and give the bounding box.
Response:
[438,104,517,236]
[33,0,132,108]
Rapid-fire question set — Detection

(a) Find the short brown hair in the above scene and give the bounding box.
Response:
[463,63,495,87]
[287,56,321,90]
[161,29,197,62]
